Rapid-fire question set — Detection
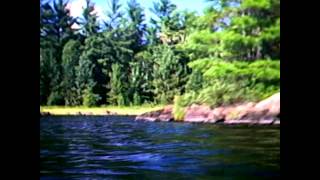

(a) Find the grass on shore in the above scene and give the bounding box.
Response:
[40,105,164,116]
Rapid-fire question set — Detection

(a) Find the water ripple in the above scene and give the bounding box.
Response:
[40,116,280,179]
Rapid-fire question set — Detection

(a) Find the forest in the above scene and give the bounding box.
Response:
[40,0,280,109]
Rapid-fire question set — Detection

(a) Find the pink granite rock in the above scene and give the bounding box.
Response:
[136,105,173,122]
[135,93,280,125]
[184,104,212,123]
[255,93,280,116]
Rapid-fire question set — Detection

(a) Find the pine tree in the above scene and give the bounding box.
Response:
[129,50,155,104]
[152,45,189,104]
[40,0,78,105]
[96,0,134,104]
[40,47,59,105]
[80,0,100,37]
[149,0,177,45]
[105,0,123,30]
[127,0,147,52]
[61,40,82,105]
[77,34,105,105]
[82,82,101,107]
[40,0,279,107]
[108,63,126,106]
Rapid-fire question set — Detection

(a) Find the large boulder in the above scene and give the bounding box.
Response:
[255,92,280,116]
[135,105,173,122]
[184,104,212,123]
[225,102,256,121]
[224,93,280,124]
[158,105,174,121]
[207,107,225,123]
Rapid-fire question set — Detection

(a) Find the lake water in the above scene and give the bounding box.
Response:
[40,116,280,179]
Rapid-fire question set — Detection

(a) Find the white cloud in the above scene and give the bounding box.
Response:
[67,0,86,18]
[67,0,107,23]
[92,5,107,22]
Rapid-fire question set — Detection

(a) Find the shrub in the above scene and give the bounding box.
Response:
[185,69,203,92]
[173,96,186,121]
[47,91,64,106]
[133,92,141,106]
[117,94,125,106]
[176,59,280,108]
[82,88,101,107]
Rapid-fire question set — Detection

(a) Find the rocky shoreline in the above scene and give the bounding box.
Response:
[136,93,280,125]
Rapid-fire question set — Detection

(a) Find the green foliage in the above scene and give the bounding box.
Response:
[133,92,141,106]
[40,48,59,105]
[177,82,249,108]
[178,59,280,108]
[75,39,98,105]
[83,86,101,107]
[197,82,249,107]
[40,0,279,108]
[185,69,203,92]
[127,0,147,53]
[152,45,189,104]
[61,40,82,105]
[47,91,64,106]
[80,0,100,37]
[173,96,185,121]
[40,0,78,105]
[180,0,280,61]
[188,59,279,83]
[108,63,128,106]
[241,0,271,9]
[129,50,155,104]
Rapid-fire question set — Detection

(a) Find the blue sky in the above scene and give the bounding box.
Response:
[67,0,210,24]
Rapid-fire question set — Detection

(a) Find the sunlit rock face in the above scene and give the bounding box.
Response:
[184,104,212,123]
[135,93,280,125]
[136,105,173,122]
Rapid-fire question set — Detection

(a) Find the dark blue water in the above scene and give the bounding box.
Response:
[40,116,280,179]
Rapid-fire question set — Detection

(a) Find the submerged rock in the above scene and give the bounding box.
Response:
[40,112,51,116]
[105,111,118,115]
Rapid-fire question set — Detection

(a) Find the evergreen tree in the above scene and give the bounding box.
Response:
[127,0,147,53]
[82,82,101,107]
[80,0,100,37]
[41,0,77,57]
[130,50,155,104]
[152,45,189,104]
[61,40,82,105]
[40,0,280,107]
[105,0,123,30]
[77,34,105,105]
[97,0,134,104]
[40,0,78,105]
[40,47,59,105]
[149,0,178,45]
[108,63,126,106]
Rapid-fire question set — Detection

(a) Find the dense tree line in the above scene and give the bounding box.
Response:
[40,0,280,107]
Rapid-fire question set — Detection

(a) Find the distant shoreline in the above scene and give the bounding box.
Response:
[41,92,280,126]
[40,105,164,116]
